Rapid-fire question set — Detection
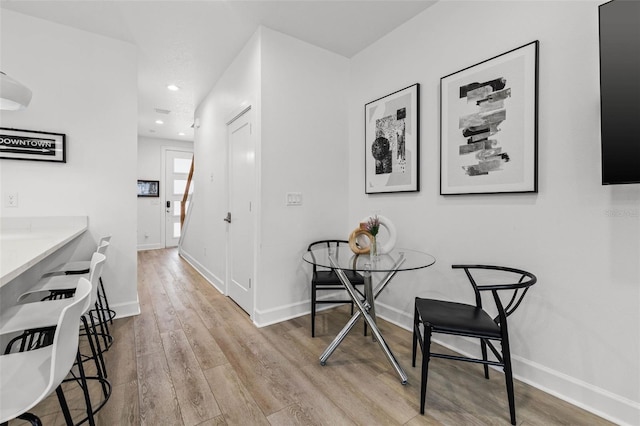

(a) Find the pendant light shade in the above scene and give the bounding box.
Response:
[0,71,32,110]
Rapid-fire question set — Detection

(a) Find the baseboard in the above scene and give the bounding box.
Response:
[111,298,141,319]
[512,355,639,426]
[253,300,309,327]
[178,248,225,294]
[374,302,639,426]
[253,291,353,328]
[137,243,163,251]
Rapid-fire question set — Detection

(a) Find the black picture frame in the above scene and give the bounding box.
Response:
[440,41,539,195]
[137,180,159,197]
[364,83,420,194]
[0,127,66,163]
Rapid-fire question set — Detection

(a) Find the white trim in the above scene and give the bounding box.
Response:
[179,248,225,294]
[253,293,350,328]
[137,243,163,251]
[253,300,308,327]
[160,148,168,248]
[512,357,640,426]
[226,104,252,126]
[111,298,141,319]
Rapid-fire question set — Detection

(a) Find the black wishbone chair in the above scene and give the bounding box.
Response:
[307,240,366,337]
[412,264,537,425]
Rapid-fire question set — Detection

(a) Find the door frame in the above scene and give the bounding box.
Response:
[161,147,193,248]
[225,105,258,318]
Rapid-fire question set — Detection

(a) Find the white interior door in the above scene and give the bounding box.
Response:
[164,150,193,248]
[227,109,255,315]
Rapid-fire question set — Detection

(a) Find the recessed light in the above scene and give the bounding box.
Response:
[167,84,180,91]
[155,119,164,125]
[178,132,185,136]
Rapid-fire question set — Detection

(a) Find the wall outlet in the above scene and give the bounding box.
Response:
[6,192,18,207]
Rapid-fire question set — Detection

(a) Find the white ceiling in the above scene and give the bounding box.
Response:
[1,1,436,141]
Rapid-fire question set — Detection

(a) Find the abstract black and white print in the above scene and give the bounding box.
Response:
[458,77,511,177]
[440,41,538,195]
[365,84,419,194]
[372,108,406,176]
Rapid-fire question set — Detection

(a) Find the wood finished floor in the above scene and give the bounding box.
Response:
[11,248,614,425]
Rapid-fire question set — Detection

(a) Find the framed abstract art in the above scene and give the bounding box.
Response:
[440,41,539,195]
[365,84,419,194]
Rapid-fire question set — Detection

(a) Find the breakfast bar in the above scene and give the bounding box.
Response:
[1,216,88,287]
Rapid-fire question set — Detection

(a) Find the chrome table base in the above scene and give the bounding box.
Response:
[320,255,408,384]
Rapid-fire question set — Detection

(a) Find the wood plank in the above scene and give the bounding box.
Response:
[143,256,182,334]
[266,403,317,426]
[203,364,270,426]
[209,325,295,415]
[235,323,356,424]
[134,307,163,356]
[159,272,228,370]
[137,350,183,425]
[184,287,227,330]
[161,329,222,425]
[179,310,228,371]
[195,414,228,426]
[102,316,137,386]
[97,380,140,425]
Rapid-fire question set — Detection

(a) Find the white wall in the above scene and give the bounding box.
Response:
[0,10,140,318]
[182,27,350,324]
[256,27,350,323]
[347,1,639,424]
[181,30,262,290]
[137,136,193,250]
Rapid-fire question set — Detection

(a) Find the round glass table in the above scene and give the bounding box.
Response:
[303,246,435,384]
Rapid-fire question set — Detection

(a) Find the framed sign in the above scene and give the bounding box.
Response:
[0,128,66,163]
[440,41,538,195]
[365,83,419,194]
[137,180,159,197]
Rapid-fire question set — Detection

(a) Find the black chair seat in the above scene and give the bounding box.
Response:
[415,298,501,339]
[313,270,365,286]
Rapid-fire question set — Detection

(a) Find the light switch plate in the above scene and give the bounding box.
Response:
[286,192,302,206]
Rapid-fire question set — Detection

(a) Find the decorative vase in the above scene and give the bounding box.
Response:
[370,236,378,257]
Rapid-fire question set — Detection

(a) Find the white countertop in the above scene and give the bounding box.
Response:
[0,216,88,287]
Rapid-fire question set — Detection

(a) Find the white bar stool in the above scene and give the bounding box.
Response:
[2,253,111,394]
[42,236,114,326]
[17,242,114,352]
[0,278,91,425]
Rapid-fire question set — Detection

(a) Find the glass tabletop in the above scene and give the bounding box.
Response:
[303,246,435,273]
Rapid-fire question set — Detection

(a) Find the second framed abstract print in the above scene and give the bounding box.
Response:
[365,84,419,194]
[440,41,539,195]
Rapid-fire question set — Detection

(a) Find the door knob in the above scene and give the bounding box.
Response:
[224,212,232,223]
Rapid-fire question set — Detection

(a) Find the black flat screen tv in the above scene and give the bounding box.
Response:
[599,0,640,185]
